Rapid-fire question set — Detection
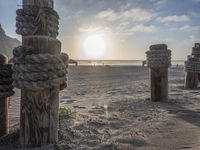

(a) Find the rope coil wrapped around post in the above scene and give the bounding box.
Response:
[185,61,200,73]
[146,44,171,102]
[185,45,200,74]
[184,43,200,88]
[192,47,200,56]
[15,0,69,147]
[16,6,59,37]
[185,43,200,73]
[12,46,68,91]
[146,44,171,68]
[192,43,200,56]
[0,55,14,99]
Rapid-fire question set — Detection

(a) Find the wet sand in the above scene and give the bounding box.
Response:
[2,66,200,149]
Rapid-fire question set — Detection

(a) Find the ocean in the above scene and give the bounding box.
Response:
[73,60,184,66]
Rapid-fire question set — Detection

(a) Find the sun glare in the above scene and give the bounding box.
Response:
[83,34,107,59]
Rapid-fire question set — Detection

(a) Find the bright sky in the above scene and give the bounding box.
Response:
[0,0,200,60]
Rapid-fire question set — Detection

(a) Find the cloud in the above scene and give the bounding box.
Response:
[130,25,156,33]
[79,26,112,35]
[170,25,200,32]
[96,8,155,22]
[95,9,118,21]
[157,15,190,23]
[122,8,155,21]
[189,35,199,42]
[150,0,168,5]
[180,25,200,31]
[116,24,157,35]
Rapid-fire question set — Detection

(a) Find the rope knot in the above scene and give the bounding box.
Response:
[146,44,171,68]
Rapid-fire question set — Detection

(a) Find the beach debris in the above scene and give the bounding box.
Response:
[13,0,68,147]
[0,54,14,137]
[146,44,171,101]
[184,43,200,88]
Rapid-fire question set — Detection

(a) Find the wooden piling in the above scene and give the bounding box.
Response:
[0,97,8,137]
[185,72,199,89]
[185,43,200,89]
[0,55,9,137]
[14,0,64,147]
[20,37,61,147]
[146,44,171,102]
[150,68,168,101]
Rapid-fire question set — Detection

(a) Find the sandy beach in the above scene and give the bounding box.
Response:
[1,66,200,150]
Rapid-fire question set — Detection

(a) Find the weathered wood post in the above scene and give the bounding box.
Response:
[185,43,200,88]
[0,54,14,137]
[13,0,68,147]
[146,44,171,101]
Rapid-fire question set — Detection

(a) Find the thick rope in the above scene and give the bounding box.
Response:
[13,62,67,73]
[16,6,59,37]
[185,44,200,73]
[0,78,13,85]
[13,46,68,64]
[146,44,171,68]
[13,69,67,81]
[14,77,67,90]
[0,64,14,98]
[23,0,54,8]
[185,60,200,73]
[13,46,68,91]
[192,47,200,56]
[150,44,168,51]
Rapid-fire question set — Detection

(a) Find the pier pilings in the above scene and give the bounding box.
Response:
[13,0,68,147]
[146,44,171,101]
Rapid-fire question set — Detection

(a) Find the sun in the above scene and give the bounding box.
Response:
[83,34,107,59]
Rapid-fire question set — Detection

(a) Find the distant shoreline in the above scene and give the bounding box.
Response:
[69,60,185,66]
[75,59,185,61]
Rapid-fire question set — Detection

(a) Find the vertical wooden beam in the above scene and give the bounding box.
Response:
[150,68,168,101]
[198,73,200,82]
[0,55,8,137]
[184,72,199,89]
[0,99,8,137]
[18,0,60,147]
[185,43,200,89]
[20,37,61,147]
[146,44,171,102]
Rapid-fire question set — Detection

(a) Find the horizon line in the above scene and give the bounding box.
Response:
[73,59,185,61]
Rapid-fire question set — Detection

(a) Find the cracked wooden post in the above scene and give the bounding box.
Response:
[0,54,14,137]
[146,44,171,102]
[185,43,200,88]
[14,0,68,147]
[0,55,9,137]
